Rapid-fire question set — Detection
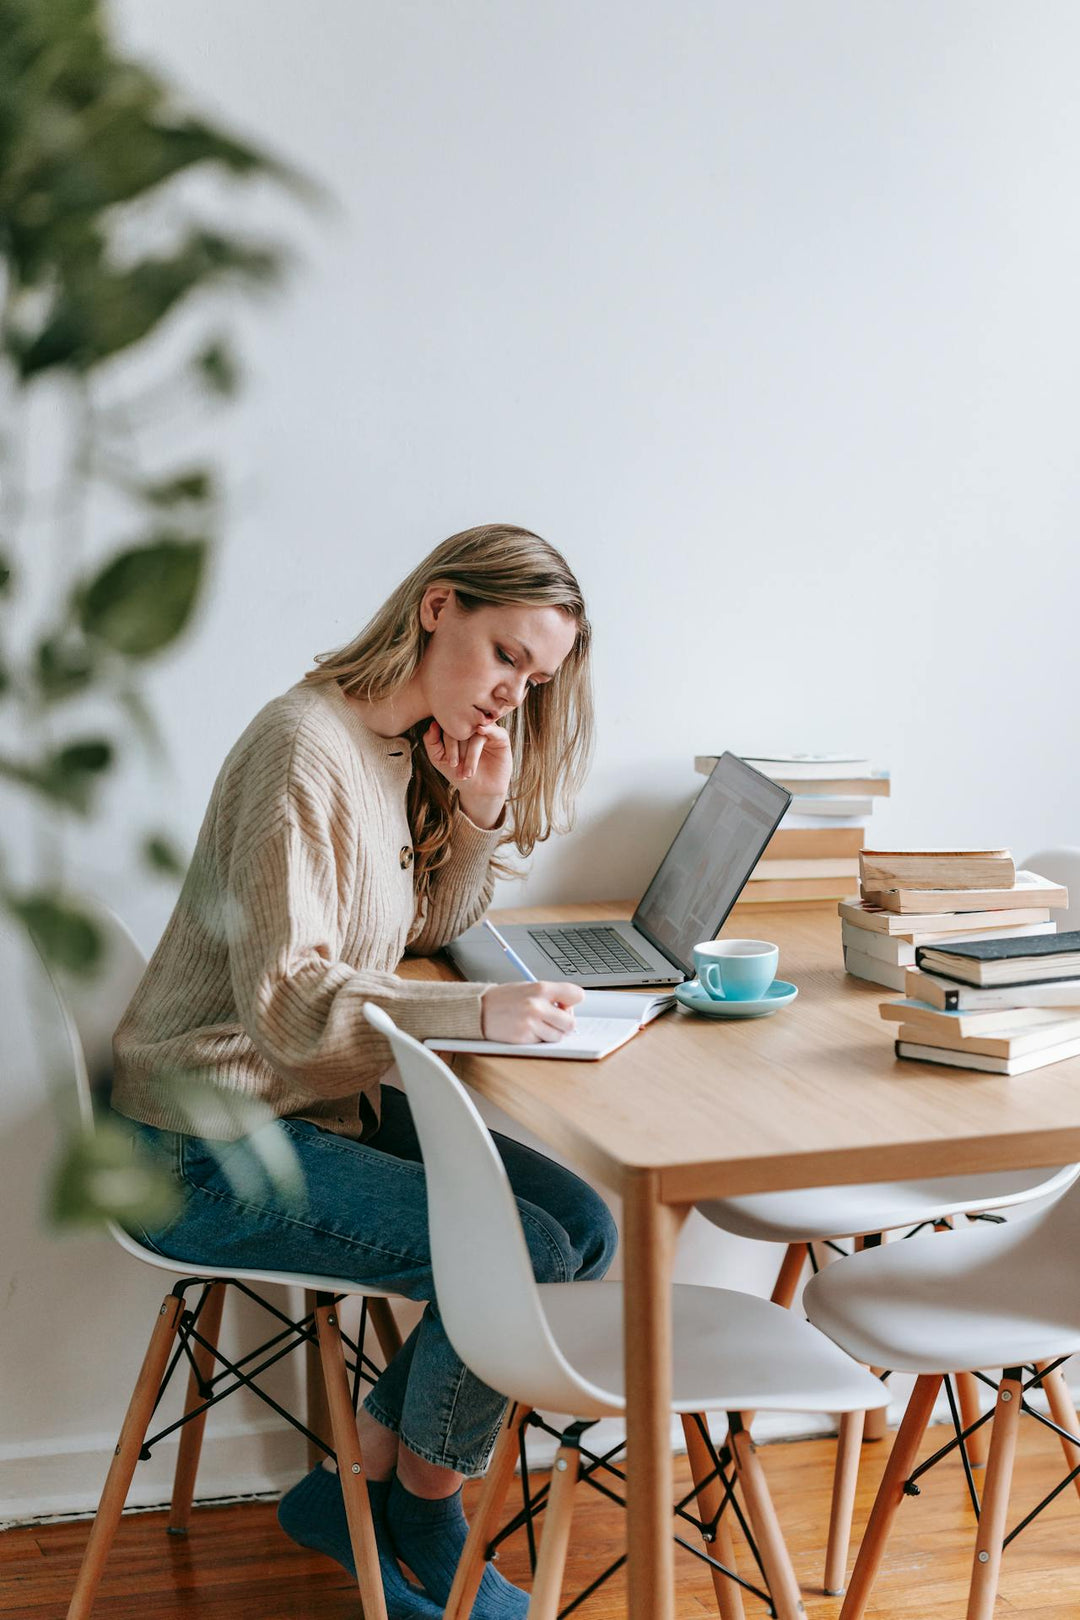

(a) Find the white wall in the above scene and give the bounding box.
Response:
[5,0,1080,1520]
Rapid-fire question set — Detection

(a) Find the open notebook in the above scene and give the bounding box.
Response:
[424,989,675,1061]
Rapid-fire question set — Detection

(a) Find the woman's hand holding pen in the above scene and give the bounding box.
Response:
[423,719,511,829]
[481,981,585,1043]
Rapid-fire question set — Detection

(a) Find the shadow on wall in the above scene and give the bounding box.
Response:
[529,781,697,906]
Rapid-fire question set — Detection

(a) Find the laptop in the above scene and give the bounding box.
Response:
[446,752,792,988]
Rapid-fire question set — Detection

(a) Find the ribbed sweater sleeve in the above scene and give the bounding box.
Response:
[406,807,502,956]
[224,738,490,1101]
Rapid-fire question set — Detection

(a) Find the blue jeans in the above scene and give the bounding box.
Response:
[124,1089,618,1475]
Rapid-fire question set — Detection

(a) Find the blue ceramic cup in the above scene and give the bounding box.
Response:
[692,939,779,1002]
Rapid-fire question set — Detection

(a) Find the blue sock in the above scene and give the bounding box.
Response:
[387,1475,530,1618]
[277,1465,443,1619]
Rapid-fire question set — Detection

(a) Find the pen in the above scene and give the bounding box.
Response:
[482,918,538,982]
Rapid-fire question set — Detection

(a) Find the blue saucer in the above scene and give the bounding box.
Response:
[674,978,799,1019]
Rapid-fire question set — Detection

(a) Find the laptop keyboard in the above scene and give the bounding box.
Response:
[528,926,652,977]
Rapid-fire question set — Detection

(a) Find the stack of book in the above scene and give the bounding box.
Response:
[840,850,1067,991]
[880,930,1080,1074]
[693,753,890,904]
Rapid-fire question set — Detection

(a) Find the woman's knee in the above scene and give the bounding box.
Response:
[519,1186,619,1285]
[570,1184,619,1280]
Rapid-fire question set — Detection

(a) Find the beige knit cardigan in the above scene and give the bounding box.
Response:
[111,678,498,1140]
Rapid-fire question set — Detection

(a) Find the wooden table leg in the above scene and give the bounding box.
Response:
[623,1171,687,1620]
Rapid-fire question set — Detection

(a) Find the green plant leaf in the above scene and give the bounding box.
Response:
[7,891,104,975]
[48,1118,183,1230]
[140,468,215,507]
[35,633,98,700]
[142,831,186,878]
[13,231,284,378]
[0,736,114,812]
[77,536,207,657]
[0,551,12,596]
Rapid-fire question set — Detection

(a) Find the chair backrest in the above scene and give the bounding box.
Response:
[1022,846,1080,934]
[362,1003,608,1413]
[55,902,148,1129]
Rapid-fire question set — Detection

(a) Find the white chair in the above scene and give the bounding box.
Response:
[803,1177,1080,1620]
[41,903,410,1620]
[695,1164,1080,1593]
[361,1002,889,1620]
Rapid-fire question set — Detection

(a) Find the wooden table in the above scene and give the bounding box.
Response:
[402,900,1080,1620]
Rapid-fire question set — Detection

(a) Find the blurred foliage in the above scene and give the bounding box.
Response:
[0,0,312,1227]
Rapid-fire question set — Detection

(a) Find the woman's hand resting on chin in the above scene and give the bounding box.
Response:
[481,981,585,1043]
[423,719,512,829]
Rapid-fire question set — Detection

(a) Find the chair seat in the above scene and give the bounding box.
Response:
[697,1165,1079,1244]
[804,1218,1080,1373]
[517,1281,889,1419]
[108,1220,410,1299]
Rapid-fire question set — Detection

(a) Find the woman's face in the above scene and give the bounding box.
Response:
[418,589,578,741]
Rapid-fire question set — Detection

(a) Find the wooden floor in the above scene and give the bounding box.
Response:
[4,1421,1080,1618]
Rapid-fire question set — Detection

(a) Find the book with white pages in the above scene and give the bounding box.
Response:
[425,989,675,1061]
[880,998,1080,1039]
[739,754,874,780]
[841,919,1056,968]
[895,1035,1080,1076]
[904,967,1080,1013]
[843,946,907,992]
[861,870,1068,916]
[839,898,1053,937]
[781,809,870,830]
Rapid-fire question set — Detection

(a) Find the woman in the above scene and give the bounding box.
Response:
[112,524,619,1619]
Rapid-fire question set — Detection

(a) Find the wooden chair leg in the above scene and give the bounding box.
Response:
[315,1295,388,1620]
[528,1437,582,1620]
[966,1370,1023,1620]
[367,1297,404,1363]
[444,1403,530,1620]
[67,1293,185,1620]
[824,1407,865,1595]
[727,1416,804,1620]
[168,1282,227,1532]
[839,1372,942,1620]
[305,1286,332,1470]
[740,1245,810,1438]
[956,1371,988,1469]
[681,1414,746,1620]
[1037,1360,1080,1501]
[771,1243,809,1309]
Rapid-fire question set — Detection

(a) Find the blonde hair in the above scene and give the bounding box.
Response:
[304,524,593,902]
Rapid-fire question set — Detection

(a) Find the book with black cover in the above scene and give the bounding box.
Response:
[914,930,1080,988]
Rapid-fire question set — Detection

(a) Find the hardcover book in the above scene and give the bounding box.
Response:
[913,930,1080,987]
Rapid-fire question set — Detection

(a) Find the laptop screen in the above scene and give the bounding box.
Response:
[632,753,791,974]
